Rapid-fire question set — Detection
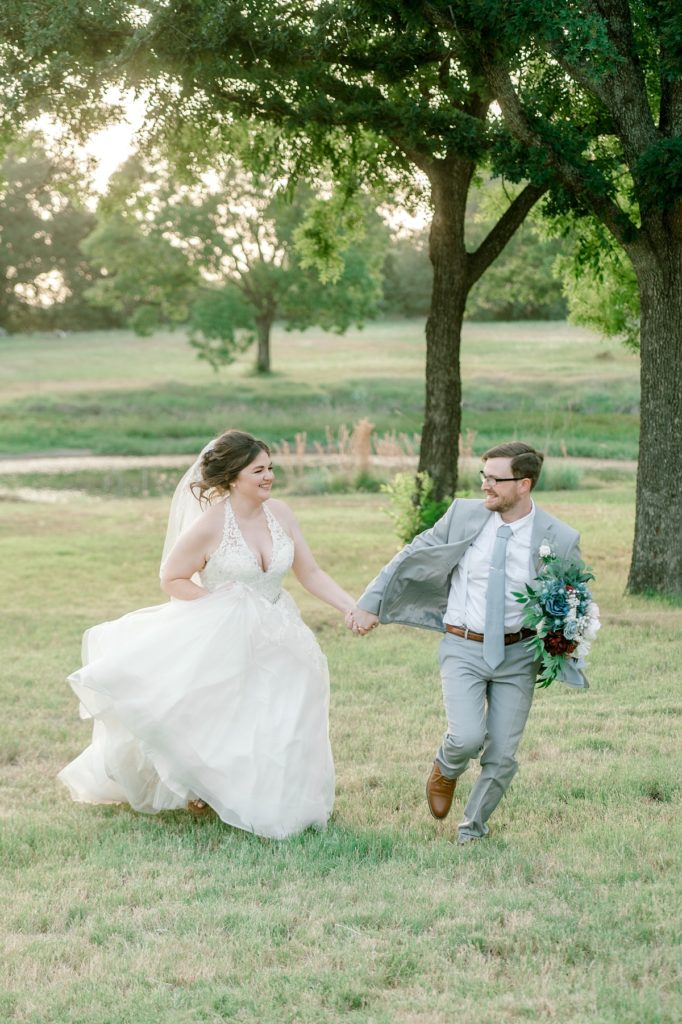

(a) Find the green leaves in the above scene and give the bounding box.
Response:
[82,213,198,328]
[187,286,255,369]
[293,192,371,285]
[634,139,682,212]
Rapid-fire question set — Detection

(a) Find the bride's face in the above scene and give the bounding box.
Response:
[233,450,274,502]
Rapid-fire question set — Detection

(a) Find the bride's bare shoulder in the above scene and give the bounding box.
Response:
[267,498,296,529]
[202,498,229,528]
[202,498,228,522]
[183,499,226,544]
[267,497,292,516]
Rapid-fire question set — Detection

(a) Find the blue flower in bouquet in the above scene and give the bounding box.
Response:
[543,587,571,620]
[563,618,579,641]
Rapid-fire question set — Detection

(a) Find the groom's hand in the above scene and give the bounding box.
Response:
[349,608,379,636]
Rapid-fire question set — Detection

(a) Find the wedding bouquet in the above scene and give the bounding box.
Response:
[514,544,600,687]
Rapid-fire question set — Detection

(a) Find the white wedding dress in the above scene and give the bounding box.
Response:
[58,499,335,839]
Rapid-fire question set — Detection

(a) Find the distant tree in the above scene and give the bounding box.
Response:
[85,153,386,372]
[465,229,567,321]
[0,135,116,331]
[82,212,201,339]
[381,230,433,319]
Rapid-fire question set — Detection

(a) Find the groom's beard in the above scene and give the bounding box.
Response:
[483,488,523,515]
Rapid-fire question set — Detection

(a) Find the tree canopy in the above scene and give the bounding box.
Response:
[2,1,681,593]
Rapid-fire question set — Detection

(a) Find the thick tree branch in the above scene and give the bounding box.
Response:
[483,59,634,246]
[529,3,657,170]
[467,182,548,287]
[578,0,656,161]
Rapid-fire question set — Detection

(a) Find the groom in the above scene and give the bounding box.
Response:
[349,441,587,844]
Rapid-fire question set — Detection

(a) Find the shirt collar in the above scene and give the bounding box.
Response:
[494,500,535,534]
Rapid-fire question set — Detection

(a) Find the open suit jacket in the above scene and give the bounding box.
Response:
[357,497,588,688]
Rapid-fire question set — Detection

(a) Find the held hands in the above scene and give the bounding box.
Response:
[345,607,380,637]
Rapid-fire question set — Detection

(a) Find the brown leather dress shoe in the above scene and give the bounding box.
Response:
[426,762,457,819]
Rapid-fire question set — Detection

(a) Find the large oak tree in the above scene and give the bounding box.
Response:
[0,0,546,499]
[448,0,681,594]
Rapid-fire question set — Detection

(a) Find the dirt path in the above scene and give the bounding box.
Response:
[0,452,637,475]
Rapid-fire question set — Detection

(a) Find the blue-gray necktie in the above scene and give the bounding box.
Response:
[483,524,513,669]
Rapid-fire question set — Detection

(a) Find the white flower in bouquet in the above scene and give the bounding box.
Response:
[584,617,601,642]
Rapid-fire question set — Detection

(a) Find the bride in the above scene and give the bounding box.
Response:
[58,429,358,839]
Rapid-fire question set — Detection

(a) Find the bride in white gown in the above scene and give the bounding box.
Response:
[58,429,359,839]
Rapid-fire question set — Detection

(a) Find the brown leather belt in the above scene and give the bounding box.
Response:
[445,624,535,645]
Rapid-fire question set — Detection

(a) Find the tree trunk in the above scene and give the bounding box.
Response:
[627,237,682,596]
[255,315,272,373]
[418,160,473,500]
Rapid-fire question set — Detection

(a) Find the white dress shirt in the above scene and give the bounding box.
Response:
[444,504,536,633]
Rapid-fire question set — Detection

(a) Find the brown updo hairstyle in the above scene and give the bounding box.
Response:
[191,430,271,505]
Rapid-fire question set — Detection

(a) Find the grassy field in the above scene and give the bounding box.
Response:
[1,485,681,1024]
[0,321,639,459]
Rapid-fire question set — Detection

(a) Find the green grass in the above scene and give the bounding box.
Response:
[0,321,640,458]
[1,487,680,1023]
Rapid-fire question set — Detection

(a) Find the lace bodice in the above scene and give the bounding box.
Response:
[199,500,294,603]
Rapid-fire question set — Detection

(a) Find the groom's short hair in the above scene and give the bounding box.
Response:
[482,442,544,490]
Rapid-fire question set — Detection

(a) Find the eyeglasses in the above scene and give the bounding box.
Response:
[479,471,520,486]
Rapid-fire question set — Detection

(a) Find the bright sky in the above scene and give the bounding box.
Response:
[34,89,145,196]
[85,121,139,192]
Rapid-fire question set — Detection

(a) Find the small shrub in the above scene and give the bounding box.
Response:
[382,471,452,545]
[353,469,384,492]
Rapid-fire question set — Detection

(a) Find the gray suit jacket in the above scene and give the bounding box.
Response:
[357,498,588,688]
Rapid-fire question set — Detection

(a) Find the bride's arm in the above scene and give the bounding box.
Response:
[160,507,222,600]
[270,500,356,615]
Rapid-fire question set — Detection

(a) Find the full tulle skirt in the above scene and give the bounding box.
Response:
[58,584,335,839]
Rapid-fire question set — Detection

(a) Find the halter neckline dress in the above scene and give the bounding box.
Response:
[58,499,335,839]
